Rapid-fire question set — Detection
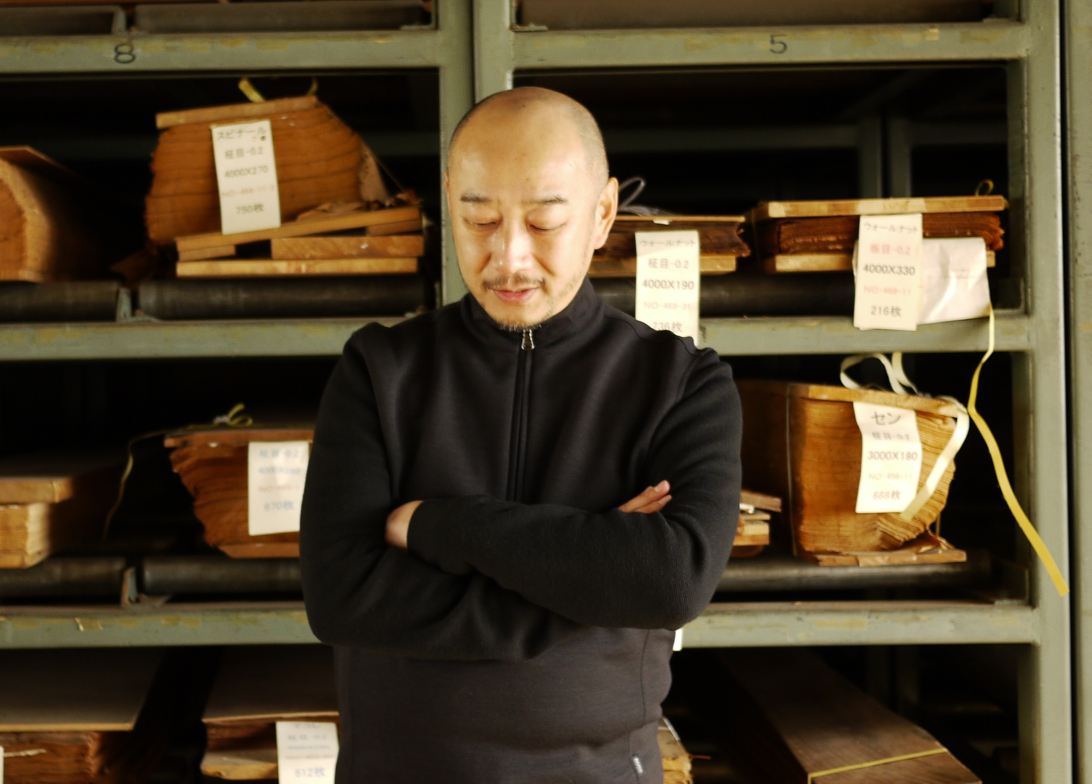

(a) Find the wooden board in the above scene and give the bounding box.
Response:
[204,646,337,724]
[0,649,162,731]
[174,205,421,254]
[156,96,319,130]
[741,489,782,513]
[735,520,770,547]
[752,195,1008,221]
[180,245,236,262]
[745,379,964,417]
[202,747,279,780]
[763,249,996,273]
[0,452,122,504]
[271,234,424,260]
[589,254,737,277]
[658,718,693,784]
[164,426,313,449]
[719,648,980,784]
[366,217,423,236]
[803,532,967,567]
[0,492,116,569]
[177,257,418,278]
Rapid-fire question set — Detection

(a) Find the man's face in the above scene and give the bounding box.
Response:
[446,107,617,330]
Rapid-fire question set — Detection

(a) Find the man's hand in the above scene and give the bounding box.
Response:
[385,500,424,549]
[618,480,672,514]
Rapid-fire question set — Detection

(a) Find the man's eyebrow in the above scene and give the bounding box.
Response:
[526,196,568,206]
[459,193,492,204]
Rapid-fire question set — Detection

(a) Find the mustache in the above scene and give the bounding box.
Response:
[482,274,544,290]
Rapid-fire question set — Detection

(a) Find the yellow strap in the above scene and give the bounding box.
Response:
[807,747,948,782]
[237,77,266,103]
[969,307,1069,596]
[102,403,254,540]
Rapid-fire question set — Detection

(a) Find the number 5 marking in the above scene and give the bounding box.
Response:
[769,34,788,54]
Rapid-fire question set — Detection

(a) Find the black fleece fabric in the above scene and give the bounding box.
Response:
[299,277,742,784]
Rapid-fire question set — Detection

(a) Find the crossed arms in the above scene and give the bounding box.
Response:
[299,342,741,662]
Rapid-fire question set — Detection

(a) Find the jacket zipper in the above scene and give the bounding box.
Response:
[506,328,534,502]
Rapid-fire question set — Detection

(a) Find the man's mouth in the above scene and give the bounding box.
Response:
[492,288,537,304]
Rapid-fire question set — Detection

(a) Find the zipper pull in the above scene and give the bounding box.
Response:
[521,328,535,351]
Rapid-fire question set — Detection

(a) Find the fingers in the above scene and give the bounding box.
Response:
[618,480,671,513]
[631,494,672,514]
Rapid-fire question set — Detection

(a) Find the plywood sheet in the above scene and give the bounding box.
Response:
[204,645,337,724]
[753,196,1008,221]
[0,649,162,731]
[0,452,122,504]
[176,257,417,278]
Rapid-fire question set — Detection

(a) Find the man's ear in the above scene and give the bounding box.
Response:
[591,177,619,250]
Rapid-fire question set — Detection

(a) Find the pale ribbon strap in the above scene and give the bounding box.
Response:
[807,747,948,783]
[968,307,1068,596]
[840,354,970,523]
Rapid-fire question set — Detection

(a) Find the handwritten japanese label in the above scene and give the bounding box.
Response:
[247,441,309,536]
[853,402,923,513]
[853,213,923,331]
[634,230,701,342]
[276,722,338,784]
[211,119,281,234]
[919,237,990,324]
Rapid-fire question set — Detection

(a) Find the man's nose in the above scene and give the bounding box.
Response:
[492,218,534,273]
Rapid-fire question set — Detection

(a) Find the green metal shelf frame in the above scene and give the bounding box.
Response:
[1066,1,1092,782]
[0,2,1072,780]
[0,311,1032,360]
[0,600,1038,648]
[470,1,1071,782]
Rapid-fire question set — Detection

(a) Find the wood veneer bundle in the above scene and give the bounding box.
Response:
[751,196,1006,273]
[590,215,750,277]
[165,425,312,558]
[0,649,165,784]
[0,147,118,282]
[737,380,964,565]
[201,646,338,780]
[145,96,389,245]
[719,648,979,783]
[0,453,121,568]
[732,489,781,558]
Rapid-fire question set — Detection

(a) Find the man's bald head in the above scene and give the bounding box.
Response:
[448,87,609,189]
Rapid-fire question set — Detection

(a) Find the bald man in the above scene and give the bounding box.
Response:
[300,88,742,784]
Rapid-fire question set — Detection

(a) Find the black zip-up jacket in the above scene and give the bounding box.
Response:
[300,277,742,784]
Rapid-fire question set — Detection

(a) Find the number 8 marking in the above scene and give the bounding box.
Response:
[114,43,136,64]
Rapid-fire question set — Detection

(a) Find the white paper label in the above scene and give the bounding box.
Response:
[248,441,309,536]
[853,402,923,513]
[211,119,281,235]
[919,237,990,324]
[1,746,5,784]
[276,722,338,784]
[634,230,701,343]
[853,213,923,331]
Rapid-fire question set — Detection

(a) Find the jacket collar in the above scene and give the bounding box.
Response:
[462,277,602,349]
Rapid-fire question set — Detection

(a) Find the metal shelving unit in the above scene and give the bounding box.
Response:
[469,1,1070,782]
[1066,1,1092,781]
[0,1,1073,781]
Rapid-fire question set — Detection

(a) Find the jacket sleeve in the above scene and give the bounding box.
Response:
[407,351,742,631]
[299,333,584,661]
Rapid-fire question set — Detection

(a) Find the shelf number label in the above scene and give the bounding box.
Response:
[211,119,282,234]
[769,34,788,54]
[853,402,923,514]
[248,441,309,536]
[113,42,136,64]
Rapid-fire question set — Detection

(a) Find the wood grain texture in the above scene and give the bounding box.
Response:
[753,196,1007,221]
[204,645,337,724]
[737,381,958,555]
[271,234,423,260]
[719,648,979,784]
[155,97,319,130]
[176,257,418,278]
[762,251,995,273]
[0,453,122,504]
[174,205,420,253]
[166,426,312,555]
